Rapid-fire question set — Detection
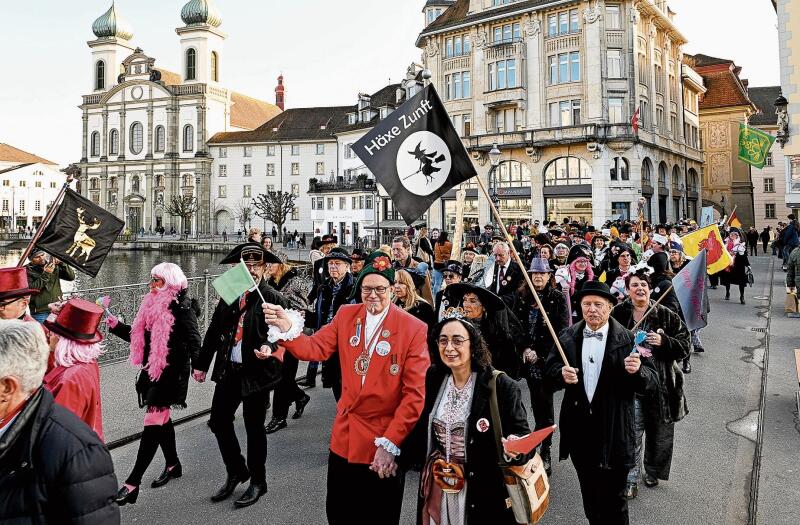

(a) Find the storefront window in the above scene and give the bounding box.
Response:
[495,160,532,188]
[544,156,591,186]
[443,198,479,237]
[546,197,592,223]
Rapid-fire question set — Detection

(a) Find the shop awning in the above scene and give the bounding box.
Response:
[364,219,426,229]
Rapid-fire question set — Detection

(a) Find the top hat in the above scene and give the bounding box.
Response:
[325,247,352,264]
[0,267,40,301]
[44,298,104,344]
[350,248,367,261]
[320,234,338,245]
[219,242,281,265]
[528,258,553,274]
[573,281,618,306]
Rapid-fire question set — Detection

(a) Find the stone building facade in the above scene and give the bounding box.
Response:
[748,86,788,231]
[775,0,800,215]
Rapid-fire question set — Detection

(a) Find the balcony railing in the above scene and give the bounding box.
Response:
[606,30,624,48]
[485,41,525,61]
[309,178,376,193]
[545,34,582,53]
[443,56,471,73]
[83,94,102,105]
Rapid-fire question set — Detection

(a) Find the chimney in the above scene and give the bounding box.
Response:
[275,74,285,111]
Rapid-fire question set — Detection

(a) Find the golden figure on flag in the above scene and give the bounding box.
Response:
[66,207,102,262]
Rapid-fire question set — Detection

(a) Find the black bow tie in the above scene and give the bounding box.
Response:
[583,329,604,341]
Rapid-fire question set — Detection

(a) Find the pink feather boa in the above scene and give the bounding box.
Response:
[129,287,178,381]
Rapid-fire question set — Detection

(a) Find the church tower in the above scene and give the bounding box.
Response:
[176,0,225,84]
[275,74,285,111]
[88,3,135,92]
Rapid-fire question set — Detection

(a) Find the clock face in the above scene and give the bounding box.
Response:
[131,86,143,100]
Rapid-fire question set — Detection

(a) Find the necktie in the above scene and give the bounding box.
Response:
[498,266,506,291]
[583,328,603,341]
[234,290,249,344]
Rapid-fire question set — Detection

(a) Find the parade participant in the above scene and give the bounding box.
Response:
[611,271,690,499]
[264,252,311,435]
[42,298,105,440]
[312,234,338,287]
[566,244,596,323]
[414,227,435,265]
[605,246,638,302]
[487,241,524,308]
[304,247,356,397]
[478,224,494,254]
[669,245,689,273]
[0,267,40,322]
[350,248,366,275]
[248,228,262,244]
[720,229,751,304]
[512,258,570,474]
[552,243,569,270]
[435,261,463,319]
[262,251,430,525]
[394,269,436,331]
[107,262,203,505]
[392,235,434,304]
[0,321,120,524]
[592,234,609,268]
[261,236,274,252]
[538,243,553,263]
[546,281,657,525]
[445,282,524,379]
[25,249,75,322]
[432,231,453,296]
[194,244,288,508]
[407,317,532,524]
[460,245,477,280]
[648,252,682,315]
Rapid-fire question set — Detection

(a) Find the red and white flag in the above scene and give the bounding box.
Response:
[631,106,640,134]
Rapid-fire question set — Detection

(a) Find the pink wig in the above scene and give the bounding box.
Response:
[54,337,103,367]
[150,262,188,291]
[568,257,594,295]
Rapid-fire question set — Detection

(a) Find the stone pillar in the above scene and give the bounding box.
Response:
[100,170,108,209]
[81,111,89,162]
[196,103,206,157]
[583,4,604,123]
[118,109,127,160]
[144,169,153,231]
[167,101,179,159]
[118,170,127,226]
[146,98,154,159]
[524,14,543,128]
[101,109,108,161]
[80,174,89,198]
[646,21,658,132]
[472,29,487,135]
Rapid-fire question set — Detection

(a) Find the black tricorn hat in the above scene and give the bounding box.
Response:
[445,282,506,312]
[320,234,338,245]
[573,281,618,306]
[219,242,281,265]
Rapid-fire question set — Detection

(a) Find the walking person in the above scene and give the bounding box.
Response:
[0,321,120,524]
[720,229,751,305]
[760,226,771,255]
[611,271,691,499]
[25,249,75,322]
[193,243,289,507]
[106,263,203,505]
[262,250,430,525]
[393,269,436,331]
[415,227,434,266]
[746,227,759,256]
[0,267,41,324]
[545,281,658,525]
[432,231,453,297]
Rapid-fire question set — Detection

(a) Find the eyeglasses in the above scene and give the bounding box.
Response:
[361,286,389,296]
[437,336,468,348]
[150,276,164,283]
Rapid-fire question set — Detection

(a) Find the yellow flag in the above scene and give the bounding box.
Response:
[680,225,733,274]
[599,271,607,283]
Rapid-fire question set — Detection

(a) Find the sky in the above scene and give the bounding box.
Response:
[0,0,780,167]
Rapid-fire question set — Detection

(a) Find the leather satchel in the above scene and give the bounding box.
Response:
[488,370,550,524]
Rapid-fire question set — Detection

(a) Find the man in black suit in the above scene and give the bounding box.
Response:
[545,281,657,525]
[488,241,523,307]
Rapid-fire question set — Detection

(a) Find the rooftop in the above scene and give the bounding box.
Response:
[685,54,754,111]
[748,86,782,126]
[0,144,57,166]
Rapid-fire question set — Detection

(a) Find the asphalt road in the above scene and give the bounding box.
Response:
[108,253,799,524]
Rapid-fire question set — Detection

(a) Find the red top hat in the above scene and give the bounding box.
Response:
[0,267,40,301]
[44,298,104,344]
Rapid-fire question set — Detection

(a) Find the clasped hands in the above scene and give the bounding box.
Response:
[370,446,398,479]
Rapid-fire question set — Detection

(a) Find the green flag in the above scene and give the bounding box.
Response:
[212,260,255,305]
[738,123,775,169]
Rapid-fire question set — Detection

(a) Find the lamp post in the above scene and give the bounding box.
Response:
[488,143,501,229]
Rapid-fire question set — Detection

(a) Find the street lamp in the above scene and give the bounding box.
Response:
[488,143,502,228]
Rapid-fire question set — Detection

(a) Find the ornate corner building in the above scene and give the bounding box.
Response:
[76,1,281,234]
[417,0,704,229]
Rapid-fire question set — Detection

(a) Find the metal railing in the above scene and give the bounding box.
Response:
[65,264,313,365]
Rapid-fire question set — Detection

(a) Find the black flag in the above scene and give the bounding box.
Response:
[353,84,476,225]
[35,189,125,277]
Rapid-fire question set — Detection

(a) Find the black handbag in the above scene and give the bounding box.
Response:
[746,266,754,287]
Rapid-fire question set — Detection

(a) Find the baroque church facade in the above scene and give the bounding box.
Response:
[76,0,281,234]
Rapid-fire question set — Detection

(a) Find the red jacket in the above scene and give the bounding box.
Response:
[43,362,104,442]
[282,303,429,464]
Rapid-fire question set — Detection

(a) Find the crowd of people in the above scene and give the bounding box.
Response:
[0,210,778,524]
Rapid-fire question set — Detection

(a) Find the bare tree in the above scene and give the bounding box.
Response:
[252,191,297,237]
[233,199,254,231]
[164,195,198,240]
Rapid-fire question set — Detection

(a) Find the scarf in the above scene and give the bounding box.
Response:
[129,287,179,381]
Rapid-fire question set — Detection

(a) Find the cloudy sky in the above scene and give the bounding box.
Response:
[0,0,780,166]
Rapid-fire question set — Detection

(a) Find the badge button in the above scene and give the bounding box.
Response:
[376,341,391,357]
[349,335,359,347]
[389,363,400,376]
[381,329,390,338]
[476,418,490,433]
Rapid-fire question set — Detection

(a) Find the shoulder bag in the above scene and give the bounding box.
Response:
[489,370,550,524]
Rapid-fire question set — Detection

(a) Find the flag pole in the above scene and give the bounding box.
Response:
[630,284,673,332]
[725,204,738,226]
[474,176,570,368]
[16,177,74,267]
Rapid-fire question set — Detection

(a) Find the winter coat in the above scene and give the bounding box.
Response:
[785,246,800,288]
[0,388,120,524]
[476,309,525,380]
[395,298,436,332]
[650,273,683,318]
[269,267,309,311]
[722,244,750,286]
[26,262,75,314]
[308,273,355,390]
[197,279,289,396]
[611,300,691,423]
[110,289,202,409]
[511,283,570,362]
[433,241,453,270]
[545,318,658,468]
[406,366,533,525]
[43,361,104,441]
[781,221,800,247]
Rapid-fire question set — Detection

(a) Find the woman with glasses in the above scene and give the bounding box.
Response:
[406,316,532,525]
[394,269,436,332]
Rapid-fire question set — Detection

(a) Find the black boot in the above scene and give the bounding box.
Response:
[265,417,287,434]
[740,295,746,305]
[151,462,182,488]
[540,447,552,476]
[682,357,691,374]
[115,485,139,506]
[234,482,268,508]
[292,394,311,419]
[211,470,250,502]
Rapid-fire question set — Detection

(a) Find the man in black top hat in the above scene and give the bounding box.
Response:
[546,281,657,525]
[194,243,289,508]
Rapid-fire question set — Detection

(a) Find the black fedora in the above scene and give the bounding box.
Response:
[445,282,506,312]
[573,281,618,305]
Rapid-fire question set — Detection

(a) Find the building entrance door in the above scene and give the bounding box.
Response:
[659,197,667,224]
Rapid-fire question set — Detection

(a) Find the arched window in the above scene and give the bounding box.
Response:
[658,161,668,187]
[95,60,105,90]
[132,175,140,194]
[610,157,629,181]
[641,158,652,184]
[544,156,591,186]
[156,174,164,188]
[688,168,698,191]
[672,165,681,190]
[496,160,531,188]
[130,122,144,154]
[89,178,99,190]
[155,126,165,152]
[183,124,194,152]
[211,51,219,82]
[109,129,119,155]
[90,132,100,157]
[186,49,196,80]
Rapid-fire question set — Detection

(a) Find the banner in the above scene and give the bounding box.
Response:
[700,207,715,227]
[680,225,732,275]
[352,84,476,225]
[738,123,775,169]
[672,249,709,331]
[35,189,125,277]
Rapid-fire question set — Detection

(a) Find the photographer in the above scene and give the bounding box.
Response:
[25,249,75,322]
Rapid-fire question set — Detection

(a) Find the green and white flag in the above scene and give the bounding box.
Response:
[738,123,775,169]
[212,260,256,305]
